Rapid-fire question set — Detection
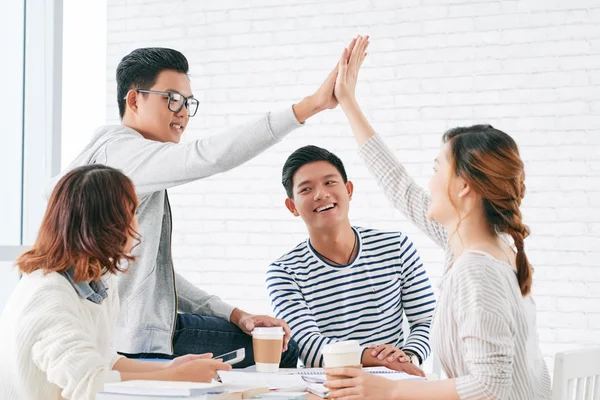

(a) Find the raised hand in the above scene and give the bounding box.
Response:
[311,65,340,111]
[291,63,340,123]
[334,35,370,106]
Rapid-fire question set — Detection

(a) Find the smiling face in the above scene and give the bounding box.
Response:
[125,69,192,144]
[285,161,354,231]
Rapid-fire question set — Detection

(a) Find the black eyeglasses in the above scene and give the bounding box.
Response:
[134,89,199,117]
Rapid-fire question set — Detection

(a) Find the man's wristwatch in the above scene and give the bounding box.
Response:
[403,350,421,366]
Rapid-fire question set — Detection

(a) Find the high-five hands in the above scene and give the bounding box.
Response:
[335,35,370,106]
[292,34,369,123]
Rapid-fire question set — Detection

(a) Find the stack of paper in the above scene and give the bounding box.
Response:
[96,381,227,399]
[217,370,307,391]
[306,383,329,398]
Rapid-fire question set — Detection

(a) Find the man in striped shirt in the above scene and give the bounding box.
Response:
[266,145,436,375]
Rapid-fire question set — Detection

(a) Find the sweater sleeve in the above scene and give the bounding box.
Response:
[175,271,236,320]
[103,107,301,196]
[27,286,121,400]
[107,277,125,368]
[266,264,339,367]
[358,134,448,249]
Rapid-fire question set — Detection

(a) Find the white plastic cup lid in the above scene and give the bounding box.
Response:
[251,327,285,336]
[322,340,362,354]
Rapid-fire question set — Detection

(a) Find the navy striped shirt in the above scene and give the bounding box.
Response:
[266,226,436,367]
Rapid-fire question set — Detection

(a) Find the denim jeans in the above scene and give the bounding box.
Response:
[121,313,299,369]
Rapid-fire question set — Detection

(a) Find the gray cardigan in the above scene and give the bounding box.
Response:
[48,107,302,354]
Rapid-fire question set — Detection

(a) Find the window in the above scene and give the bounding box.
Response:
[0,0,62,261]
[0,0,25,249]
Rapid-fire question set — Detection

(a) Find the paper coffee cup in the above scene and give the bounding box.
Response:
[322,340,363,380]
[252,327,284,373]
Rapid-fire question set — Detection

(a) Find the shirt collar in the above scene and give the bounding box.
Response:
[59,266,108,304]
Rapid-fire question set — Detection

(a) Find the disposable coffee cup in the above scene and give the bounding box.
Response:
[322,340,363,380]
[252,327,284,373]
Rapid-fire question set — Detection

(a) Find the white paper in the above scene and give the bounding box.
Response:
[217,371,307,390]
[103,380,223,396]
[307,383,329,398]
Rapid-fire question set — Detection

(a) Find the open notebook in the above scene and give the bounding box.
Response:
[217,366,424,394]
[298,367,425,398]
[291,366,425,384]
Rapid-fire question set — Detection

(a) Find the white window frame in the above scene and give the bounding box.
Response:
[0,0,62,262]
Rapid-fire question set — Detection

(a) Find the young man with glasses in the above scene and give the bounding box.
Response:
[51,46,353,367]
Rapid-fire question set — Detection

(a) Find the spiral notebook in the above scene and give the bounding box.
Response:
[217,367,424,394]
[290,366,425,384]
[294,368,424,399]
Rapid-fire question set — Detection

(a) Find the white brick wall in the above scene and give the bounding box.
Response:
[107,0,600,372]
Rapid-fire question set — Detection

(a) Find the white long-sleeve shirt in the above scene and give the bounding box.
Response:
[0,269,123,400]
[359,134,552,399]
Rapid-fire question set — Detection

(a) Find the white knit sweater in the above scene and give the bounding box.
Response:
[0,269,123,400]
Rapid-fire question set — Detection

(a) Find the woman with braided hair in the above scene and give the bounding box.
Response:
[323,35,551,400]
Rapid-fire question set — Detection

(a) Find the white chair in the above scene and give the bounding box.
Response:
[552,347,600,400]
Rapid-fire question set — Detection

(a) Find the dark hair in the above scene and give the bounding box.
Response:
[116,47,189,119]
[17,164,139,282]
[281,145,348,198]
[443,124,532,296]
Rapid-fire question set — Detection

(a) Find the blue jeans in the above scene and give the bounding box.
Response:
[121,313,299,369]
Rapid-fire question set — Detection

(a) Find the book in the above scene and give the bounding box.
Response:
[96,393,227,400]
[253,392,307,399]
[306,383,329,399]
[101,380,225,397]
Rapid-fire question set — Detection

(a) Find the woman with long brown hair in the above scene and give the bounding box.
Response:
[0,165,230,400]
[324,36,551,399]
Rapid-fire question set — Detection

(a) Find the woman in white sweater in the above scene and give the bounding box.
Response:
[324,36,551,399]
[0,164,230,400]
